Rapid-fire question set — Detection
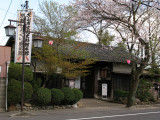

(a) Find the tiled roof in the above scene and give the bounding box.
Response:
[81,43,131,62]
[59,42,131,63]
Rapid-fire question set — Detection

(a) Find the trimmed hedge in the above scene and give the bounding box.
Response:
[8,79,21,105]
[51,88,64,105]
[8,63,33,82]
[8,79,33,105]
[24,82,33,100]
[36,88,51,106]
[61,87,75,105]
[72,88,83,104]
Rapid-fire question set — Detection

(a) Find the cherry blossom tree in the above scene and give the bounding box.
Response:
[73,0,160,107]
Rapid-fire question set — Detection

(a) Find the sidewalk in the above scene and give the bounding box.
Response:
[77,98,160,109]
[0,98,160,116]
[77,99,125,108]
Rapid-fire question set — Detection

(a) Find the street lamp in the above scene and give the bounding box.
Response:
[4,22,43,112]
[4,18,26,113]
[4,1,43,112]
[33,37,44,48]
[4,23,16,37]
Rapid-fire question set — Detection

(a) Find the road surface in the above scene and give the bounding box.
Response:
[0,107,160,120]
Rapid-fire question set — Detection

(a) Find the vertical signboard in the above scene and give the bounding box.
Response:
[102,84,107,99]
[14,10,33,63]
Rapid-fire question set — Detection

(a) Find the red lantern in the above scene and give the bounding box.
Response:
[49,40,53,45]
[127,60,131,64]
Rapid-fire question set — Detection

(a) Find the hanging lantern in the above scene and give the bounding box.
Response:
[4,25,16,37]
[49,40,53,45]
[127,60,131,64]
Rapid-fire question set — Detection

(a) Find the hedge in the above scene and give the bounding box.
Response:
[61,87,75,105]
[8,79,33,105]
[72,88,83,104]
[24,82,33,100]
[36,88,51,106]
[113,89,129,102]
[8,63,33,82]
[51,88,64,105]
[8,79,21,105]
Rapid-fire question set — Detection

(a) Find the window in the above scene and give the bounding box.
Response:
[100,69,107,79]
[100,68,111,80]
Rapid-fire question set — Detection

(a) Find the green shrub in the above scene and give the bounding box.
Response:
[24,82,33,100]
[8,63,33,82]
[137,89,152,102]
[51,88,64,105]
[36,78,42,87]
[8,79,21,105]
[36,88,51,106]
[137,79,153,102]
[61,87,75,105]
[8,79,34,105]
[32,78,42,92]
[113,89,129,102]
[72,88,83,104]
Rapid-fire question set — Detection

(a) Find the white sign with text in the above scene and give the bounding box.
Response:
[102,84,107,97]
[15,10,33,63]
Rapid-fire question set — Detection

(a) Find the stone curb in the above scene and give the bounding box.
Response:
[129,104,160,109]
[9,111,37,117]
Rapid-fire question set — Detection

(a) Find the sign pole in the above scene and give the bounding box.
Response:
[21,0,28,112]
[21,16,26,112]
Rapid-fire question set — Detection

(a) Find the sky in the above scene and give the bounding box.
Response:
[0,0,97,46]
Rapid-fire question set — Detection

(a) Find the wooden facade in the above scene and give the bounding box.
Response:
[80,62,131,99]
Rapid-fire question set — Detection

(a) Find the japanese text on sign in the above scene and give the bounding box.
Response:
[15,10,33,63]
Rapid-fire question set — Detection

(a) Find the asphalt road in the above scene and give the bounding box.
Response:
[0,107,160,120]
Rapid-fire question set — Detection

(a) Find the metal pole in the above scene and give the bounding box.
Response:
[26,0,29,10]
[21,16,26,113]
[21,0,28,112]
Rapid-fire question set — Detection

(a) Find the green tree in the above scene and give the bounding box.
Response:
[33,1,95,87]
[33,39,95,87]
[148,34,160,75]
[98,30,114,46]
[34,1,77,40]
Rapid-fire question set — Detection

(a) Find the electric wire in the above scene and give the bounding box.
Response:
[0,0,12,45]
[0,0,24,45]
[0,7,14,15]
[0,35,7,45]
[0,0,13,29]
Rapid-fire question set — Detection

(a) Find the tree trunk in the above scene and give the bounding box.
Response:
[127,72,140,107]
[42,74,49,88]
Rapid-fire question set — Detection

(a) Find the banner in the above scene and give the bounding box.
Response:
[14,10,33,63]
